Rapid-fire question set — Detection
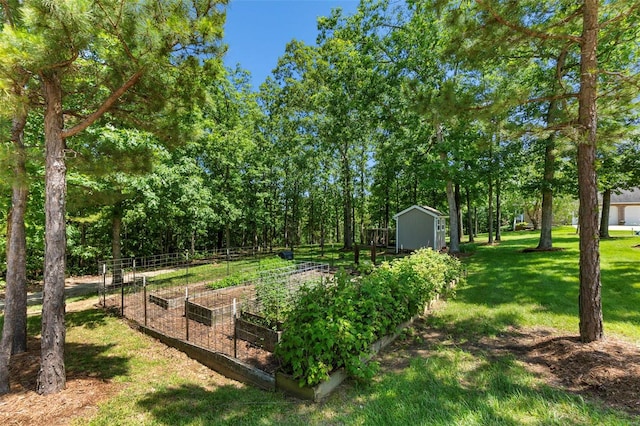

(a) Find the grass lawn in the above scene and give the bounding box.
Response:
[446,226,640,343]
[3,226,639,425]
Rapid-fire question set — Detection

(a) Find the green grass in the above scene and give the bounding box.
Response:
[148,256,299,288]
[3,227,639,424]
[443,227,640,344]
[147,245,397,288]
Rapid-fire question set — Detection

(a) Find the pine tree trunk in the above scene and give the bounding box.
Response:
[466,187,474,243]
[599,189,611,238]
[454,184,462,241]
[342,154,353,250]
[111,204,123,285]
[495,178,502,241]
[446,180,459,252]
[537,49,566,250]
[537,133,555,248]
[577,0,603,343]
[37,71,67,395]
[488,177,494,245]
[0,107,29,394]
[439,125,459,253]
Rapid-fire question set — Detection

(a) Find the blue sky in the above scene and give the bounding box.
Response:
[223,0,359,88]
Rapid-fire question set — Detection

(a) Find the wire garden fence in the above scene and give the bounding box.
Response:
[100,254,330,374]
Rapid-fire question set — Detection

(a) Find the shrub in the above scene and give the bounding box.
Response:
[276,248,463,386]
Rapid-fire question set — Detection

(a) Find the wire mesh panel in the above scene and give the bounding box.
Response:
[104,260,330,375]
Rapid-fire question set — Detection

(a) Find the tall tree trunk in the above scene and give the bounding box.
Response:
[466,187,474,243]
[283,196,289,248]
[342,158,353,250]
[537,134,556,249]
[537,49,566,250]
[439,125,459,253]
[384,196,390,229]
[446,180,459,252]
[37,71,67,395]
[487,176,494,245]
[599,189,611,238]
[111,203,123,285]
[577,0,603,343]
[455,183,462,242]
[343,192,353,249]
[0,106,29,394]
[495,177,502,241]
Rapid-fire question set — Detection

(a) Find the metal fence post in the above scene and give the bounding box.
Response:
[102,263,107,308]
[185,287,189,342]
[121,276,125,317]
[233,298,237,358]
[185,252,189,287]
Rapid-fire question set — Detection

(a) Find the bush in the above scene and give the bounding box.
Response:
[276,248,463,386]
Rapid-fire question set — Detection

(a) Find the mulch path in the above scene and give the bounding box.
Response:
[382,318,640,417]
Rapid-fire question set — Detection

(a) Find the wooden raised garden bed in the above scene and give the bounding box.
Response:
[148,293,182,309]
[235,312,283,352]
[186,299,239,326]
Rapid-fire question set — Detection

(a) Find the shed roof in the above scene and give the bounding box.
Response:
[393,205,446,220]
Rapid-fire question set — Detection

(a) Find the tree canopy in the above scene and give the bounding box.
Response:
[1,0,639,394]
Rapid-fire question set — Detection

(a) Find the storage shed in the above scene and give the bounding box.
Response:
[393,205,447,252]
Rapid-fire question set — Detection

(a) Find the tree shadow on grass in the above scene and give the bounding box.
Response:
[424,310,523,340]
[64,341,130,381]
[66,308,111,329]
[136,383,300,425]
[10,339,130,391]
[15,307,112,334]
[9,309,129,390]
[356,350,630,425]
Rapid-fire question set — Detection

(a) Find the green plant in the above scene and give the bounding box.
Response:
[253,274,292,326]
[355,260,375,275]
[276,250,463,386]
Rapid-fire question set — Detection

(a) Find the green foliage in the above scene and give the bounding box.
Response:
[458,242,477,254]
[355,260,375,275]
[276,249,463,386]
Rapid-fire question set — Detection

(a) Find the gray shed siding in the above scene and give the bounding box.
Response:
[395,207,443,251]
[397,208,435,250]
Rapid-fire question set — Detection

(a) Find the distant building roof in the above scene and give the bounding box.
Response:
[610,188,640,204]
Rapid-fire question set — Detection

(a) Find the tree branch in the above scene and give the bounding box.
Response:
[62,68,145,139]
[600,2,640,29]
[1,0,15,27]
[465,92,578,112]
[475,0,582,44]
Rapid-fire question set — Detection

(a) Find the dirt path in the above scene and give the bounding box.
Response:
[1,268,184,311]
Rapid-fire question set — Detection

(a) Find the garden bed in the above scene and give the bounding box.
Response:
[235,312,283,352]
[275,317,415,401]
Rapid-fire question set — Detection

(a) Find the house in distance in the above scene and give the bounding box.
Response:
[393,205,447,253]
